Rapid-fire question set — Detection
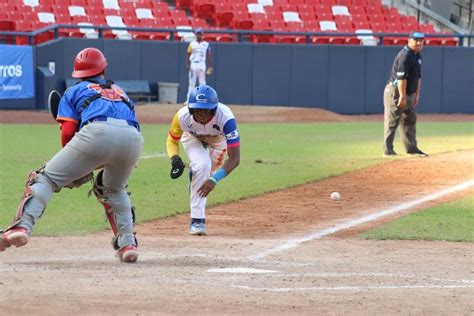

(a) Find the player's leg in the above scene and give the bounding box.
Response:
[383,84,402,156]
[399,96,419,154]
[197,65,206,86]
[95,124,143,262]
[187,65,198,102]
[182,134,211,235]
[0,127,106,251]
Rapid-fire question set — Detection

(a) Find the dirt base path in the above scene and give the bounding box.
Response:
[0,105,473,314]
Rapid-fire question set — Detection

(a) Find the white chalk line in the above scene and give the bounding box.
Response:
[231,284,474,292]
[140,152,167,159]
[248,179,474,261]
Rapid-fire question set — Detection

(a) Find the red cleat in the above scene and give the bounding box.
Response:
[117,245,138,263]
[0,227,29,252]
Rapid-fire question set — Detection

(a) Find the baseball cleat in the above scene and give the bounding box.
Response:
[117,245,138,263]
[0,227,30,251]
[189,219,206,236]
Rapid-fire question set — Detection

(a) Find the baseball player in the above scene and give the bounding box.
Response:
[166,85,240,235]
[383,31,428,157]
[0,47,144,263]
[186,28,212,102]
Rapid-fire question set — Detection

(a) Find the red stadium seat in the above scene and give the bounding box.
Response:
[70,0,87,6]
[442,38,458,46]
[424,37,443,46]
[233,11,253,29]
[192,18,208,29]
[215,5,234,27]
[176,0,192,10]
[173,17,191,26]
[193,0,215,20]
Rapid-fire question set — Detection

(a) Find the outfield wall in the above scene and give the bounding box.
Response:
[1,38,473,113]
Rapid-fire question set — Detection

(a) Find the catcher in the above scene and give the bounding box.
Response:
[167,85,240,235]
[0,47,144,263]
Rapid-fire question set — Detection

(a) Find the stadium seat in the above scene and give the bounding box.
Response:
[356,29,378,46]
[319,20,337,32]
[69,5,87,17]
[332,5,350,16]
[176,0,192,10]
[193,0,215,20]
[135,8,154,19]
[214,4,234,27]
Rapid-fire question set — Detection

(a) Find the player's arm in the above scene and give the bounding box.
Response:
[56,93,80,147]
[414,79,422,107]
[198,119,240,197]
[186,43,192,69]
[166,112,185,179]
[395,57,410,108]
[206,45,213,75]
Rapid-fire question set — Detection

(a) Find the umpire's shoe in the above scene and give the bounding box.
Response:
[0,227,29,252]
[407,149,429,157]
[383,150,397,157]
[189,218,206,236]
[117,245,138,263]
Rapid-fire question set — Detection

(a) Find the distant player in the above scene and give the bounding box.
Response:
[166,85,240,235]
[0,47,144,263]
[186,28,212,102]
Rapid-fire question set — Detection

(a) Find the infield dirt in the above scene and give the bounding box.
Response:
[0,105,473,315]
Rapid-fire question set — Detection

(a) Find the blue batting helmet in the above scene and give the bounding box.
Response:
[188,85,218,110]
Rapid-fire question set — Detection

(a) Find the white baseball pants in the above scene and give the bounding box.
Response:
[181,133,227,220]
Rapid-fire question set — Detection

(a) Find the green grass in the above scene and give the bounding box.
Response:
[0,121,473,236]
[360,195,474,242]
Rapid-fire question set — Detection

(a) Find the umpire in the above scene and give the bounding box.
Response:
[383,31,428,157]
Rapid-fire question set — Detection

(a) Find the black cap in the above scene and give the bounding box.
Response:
[409,31,425,39]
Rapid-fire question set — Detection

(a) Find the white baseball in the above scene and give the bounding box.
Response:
[330,191,341,201]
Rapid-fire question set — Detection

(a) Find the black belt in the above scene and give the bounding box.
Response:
[85,116,140,131]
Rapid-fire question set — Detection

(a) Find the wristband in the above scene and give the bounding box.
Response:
[208,177,218,185]
[212,168,227,182]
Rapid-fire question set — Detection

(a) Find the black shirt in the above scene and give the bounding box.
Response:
[388,46,422,95]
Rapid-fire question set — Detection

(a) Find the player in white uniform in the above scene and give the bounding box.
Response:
[166,85,240,235]
[186,28,212,102]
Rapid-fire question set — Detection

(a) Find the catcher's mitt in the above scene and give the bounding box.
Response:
[48,90,61,120]
[64,172,94,189]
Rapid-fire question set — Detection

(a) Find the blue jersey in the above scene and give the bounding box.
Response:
[56,77,139,128]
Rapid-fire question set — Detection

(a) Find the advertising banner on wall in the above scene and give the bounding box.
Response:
[0,45,35,99]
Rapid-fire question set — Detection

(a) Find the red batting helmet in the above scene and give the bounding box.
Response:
[71,47,108,78]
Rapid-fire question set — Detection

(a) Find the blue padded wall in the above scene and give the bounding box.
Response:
[252,44,291,106]
[364,46,387,113]
[418,47,443,113]
[213,43,253,105]
[290,45,329,109]
[442,47,474,113]
[327,46,366,114]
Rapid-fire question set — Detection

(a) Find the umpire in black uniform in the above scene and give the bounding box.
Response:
[383,31,428,157]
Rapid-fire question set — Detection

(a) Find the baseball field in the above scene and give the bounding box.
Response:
[0,104,473,314]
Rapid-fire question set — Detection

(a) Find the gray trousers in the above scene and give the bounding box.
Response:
[17,118,144,248]
[383,84,418,154]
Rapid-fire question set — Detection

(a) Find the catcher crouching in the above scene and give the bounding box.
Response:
[0,47,144,263]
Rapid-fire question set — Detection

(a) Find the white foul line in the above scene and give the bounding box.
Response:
[140,152,167,159]
[248,179,474,261]
[232,284,474,292]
